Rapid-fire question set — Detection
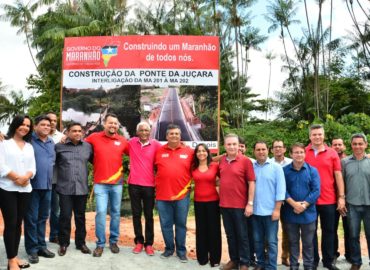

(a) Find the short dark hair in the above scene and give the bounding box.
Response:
[290,143,306,153]
[253,141,269,150]
[166,124,181,135]
[7,115,33,142]
[104,113,118,122]
[351,133,367,143]
[192,143,212,171]
[34,115,51,126]
[46,111,57,117]
[272,140,285,148]
[309,124,324,135]
[238,136,245,145]
[66,122,82,131]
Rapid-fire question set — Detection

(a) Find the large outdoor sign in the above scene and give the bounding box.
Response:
[62,35,220,150]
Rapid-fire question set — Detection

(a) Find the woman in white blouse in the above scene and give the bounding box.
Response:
[0,115,36,270]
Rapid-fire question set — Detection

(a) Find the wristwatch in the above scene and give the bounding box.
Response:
[338,195,346,199]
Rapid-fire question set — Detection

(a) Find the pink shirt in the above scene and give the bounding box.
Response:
[305,144,341,205]
[126,137,161,187]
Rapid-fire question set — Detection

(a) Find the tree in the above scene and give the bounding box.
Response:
[0,90,30,125]
[1,0,39,70]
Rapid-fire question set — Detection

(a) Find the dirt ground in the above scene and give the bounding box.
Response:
[0,211,367,263]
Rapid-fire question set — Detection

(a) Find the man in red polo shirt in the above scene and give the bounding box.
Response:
[219,133,255,270]
[84,113,128,257]
[155,124,193,263]
[305,124,346,270]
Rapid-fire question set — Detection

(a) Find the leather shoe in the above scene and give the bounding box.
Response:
[28,254,39,264]
[77,244,91,254]
[93,246,104,257]
[350,265,361,270]
[109,243,120,254]
[37,248,55,258]
[253,267,264,270]
[58,246,67,256]
[324,264,340,270]
[221,260,238,270]
[282,258,290,267]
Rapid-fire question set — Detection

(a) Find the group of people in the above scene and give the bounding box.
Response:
[0,113,369,270]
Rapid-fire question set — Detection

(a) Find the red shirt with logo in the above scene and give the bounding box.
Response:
[305,144,341,205]
[85,131,128,185]
[155,143,194,200]
[192,162,219,202]
[219,154,256,209]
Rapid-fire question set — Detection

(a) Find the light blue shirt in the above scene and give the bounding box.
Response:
[253,159,286,216]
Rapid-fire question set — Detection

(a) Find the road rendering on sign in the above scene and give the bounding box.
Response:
[155,88,193,141]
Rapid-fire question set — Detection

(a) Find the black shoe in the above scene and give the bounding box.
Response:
[58,246,67,256]
[77,244,92,254]
[28,253,39,264]
[18,261,30,269]
[324,264,340,270]
[38,248,55,258]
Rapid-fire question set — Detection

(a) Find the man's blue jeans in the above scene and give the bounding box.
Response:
[221,208,250,267]
[252,215,279,270]
[156,194,190,257]
[24,189,52,254]
[94,184,123,247]
[347,203,370,266]
[49,184,60,241]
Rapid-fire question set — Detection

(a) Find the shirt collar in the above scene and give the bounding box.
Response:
[164,142,185,150]
[32,132,52,143]
[65,138,83,145]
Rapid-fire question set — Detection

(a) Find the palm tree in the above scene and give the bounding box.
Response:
[0,0,39,70]
[0,90,30,125]
[265,51,276,120]
[265,0,300,89]
[240,24,267,79]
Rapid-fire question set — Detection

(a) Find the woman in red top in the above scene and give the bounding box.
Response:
[191,143,221,267]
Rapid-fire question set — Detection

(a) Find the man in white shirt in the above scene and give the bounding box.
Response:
[270,140,292,267]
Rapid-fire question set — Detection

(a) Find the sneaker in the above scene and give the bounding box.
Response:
[160,250,173,259]
[145,245,155,256]
[132,243,143,254]
[178,254,188,263]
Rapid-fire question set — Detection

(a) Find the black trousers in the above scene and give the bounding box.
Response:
[313,204,336,267]
[0,188,31,259]
[58,194,87,248]
[194,201,222,266]
[334,210,351,260]
[128,184,155,246]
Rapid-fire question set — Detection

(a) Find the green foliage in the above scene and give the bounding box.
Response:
[226,113,370,157]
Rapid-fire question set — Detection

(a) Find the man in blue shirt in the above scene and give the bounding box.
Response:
[24,115,56,264]
[282,143,320,270]
[252,141,286,270]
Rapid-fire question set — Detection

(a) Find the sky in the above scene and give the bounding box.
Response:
[0,0,367,132]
